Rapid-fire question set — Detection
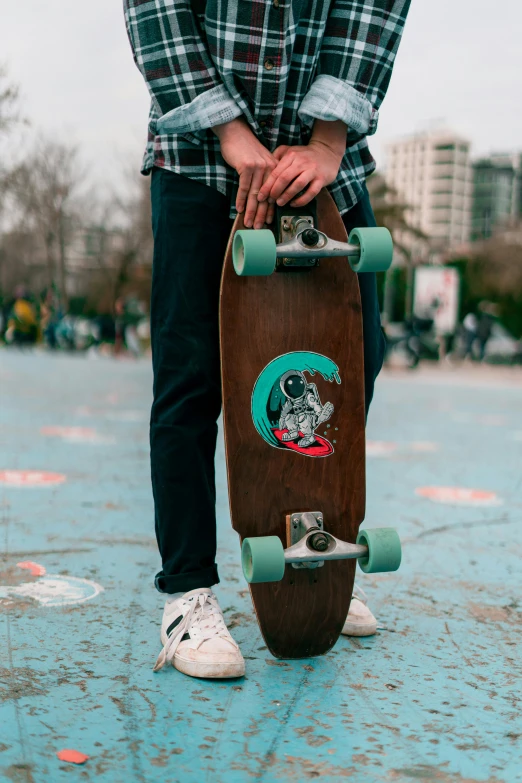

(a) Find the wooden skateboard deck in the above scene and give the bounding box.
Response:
[220,190,366,659]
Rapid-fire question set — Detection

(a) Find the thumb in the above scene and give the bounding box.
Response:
[273,145,290,161]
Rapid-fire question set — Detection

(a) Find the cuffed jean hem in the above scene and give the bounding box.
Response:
[154,565,220,595]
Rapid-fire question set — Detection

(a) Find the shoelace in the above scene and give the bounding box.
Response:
[352,583,368,605]
[153,591,235,672]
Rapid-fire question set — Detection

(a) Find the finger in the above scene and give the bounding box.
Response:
[269,160,304,202]
[258,154,296,202]
[253,199,270,230]
[244,167,265,228]
[236,167,253,214]
[265,201,275,225]
[255,165,276,226]
[289,178,324,207]
[273,145,290,161]
[276,170,316,207]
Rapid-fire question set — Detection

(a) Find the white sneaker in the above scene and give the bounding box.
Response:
[341,585,377,637]
[153,588,245,679]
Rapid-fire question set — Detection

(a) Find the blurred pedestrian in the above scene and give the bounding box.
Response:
[462,312,478,359]
[476,302,496,362]
[114,297,126,355]
[40,287,61,350]
[5,286,38,346]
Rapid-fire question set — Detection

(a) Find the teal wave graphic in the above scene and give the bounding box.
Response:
[251,351,341,448]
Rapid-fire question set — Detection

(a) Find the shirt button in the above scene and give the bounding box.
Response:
[260,121,267,127]
[273,0,280,7]
[264,58,275,71]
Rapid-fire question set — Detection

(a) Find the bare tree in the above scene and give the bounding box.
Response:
[0,65,21,137]
[78,173,153,312]
[5,140,81,308]
[111,173,153,302]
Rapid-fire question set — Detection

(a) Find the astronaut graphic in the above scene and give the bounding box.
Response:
[251,352,341,458]
[277,370,334,449]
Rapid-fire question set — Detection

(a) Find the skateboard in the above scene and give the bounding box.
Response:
[220,189,401,659]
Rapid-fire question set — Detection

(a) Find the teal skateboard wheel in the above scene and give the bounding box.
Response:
[348,227,393,273]
[242,536,286,583]
[356,527,402,573]
[233,229,277,276]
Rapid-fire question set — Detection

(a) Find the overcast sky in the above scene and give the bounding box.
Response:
[2,0,521,187]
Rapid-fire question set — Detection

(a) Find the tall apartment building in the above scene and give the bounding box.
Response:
[471,153,521,241]
[385,130,473,250]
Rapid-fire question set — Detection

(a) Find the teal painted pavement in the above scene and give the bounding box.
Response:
[0,351,521,782]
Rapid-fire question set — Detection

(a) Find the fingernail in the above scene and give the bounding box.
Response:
[257,194,266,202]
[277,198,284,206]
[268,198,275,205]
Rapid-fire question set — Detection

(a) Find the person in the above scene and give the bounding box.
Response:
[5,286,38,346]
[40,287,61,350]
[462,312,478,360]
[124,0,411,678]
[476,302,496,362]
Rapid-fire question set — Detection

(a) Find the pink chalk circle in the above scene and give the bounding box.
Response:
[56,749,89,764]
[41,426,97,440]
[0,470,66,487]
[416,486,502,507]
[17,561,46,577]
[409,442,439,452]
[41,426,114,445]
[366,441,398,457]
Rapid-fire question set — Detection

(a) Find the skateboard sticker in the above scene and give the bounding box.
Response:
[251,351,340,457]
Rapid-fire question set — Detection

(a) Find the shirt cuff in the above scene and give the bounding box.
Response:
[155,84,243,137]
[298,75,378,141]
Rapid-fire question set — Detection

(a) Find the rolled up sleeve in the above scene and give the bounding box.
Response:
[155,84,242,135]
[123,0,242,135]
[298,0,411,142]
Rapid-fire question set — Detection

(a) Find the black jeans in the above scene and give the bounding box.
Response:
[150,167,386,594]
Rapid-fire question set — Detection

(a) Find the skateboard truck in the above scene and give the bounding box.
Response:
[286,511,367,570]
[278,218,366,269]
[241,516,402,584]
[232,199,394,276]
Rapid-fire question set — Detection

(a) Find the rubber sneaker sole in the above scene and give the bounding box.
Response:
[160,630,246,679]
[341,619,377,637]
[174,655,245,679]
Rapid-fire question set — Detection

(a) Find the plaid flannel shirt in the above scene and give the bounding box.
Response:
[124,0,410,216]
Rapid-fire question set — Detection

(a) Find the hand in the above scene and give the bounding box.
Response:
[257,119,347,208]
[256,141,344,208]
[316,401,334,425]
[213,118,276,228]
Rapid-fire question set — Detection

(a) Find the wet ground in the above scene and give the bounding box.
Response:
[0,351,520,782]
